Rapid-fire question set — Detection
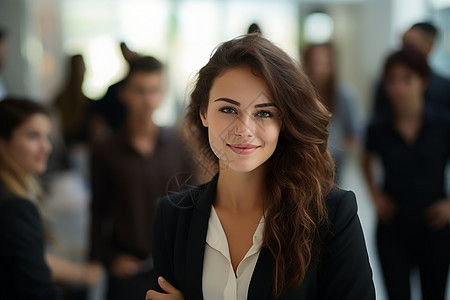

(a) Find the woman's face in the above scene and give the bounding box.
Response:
[200,66,282,173]
[384,63,426,111]
[0,113,52,174]
[308,46,333,85]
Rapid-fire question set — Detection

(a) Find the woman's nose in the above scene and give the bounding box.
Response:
[233,114,254,137]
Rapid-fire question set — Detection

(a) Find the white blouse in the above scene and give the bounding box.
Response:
[202,206,265,300]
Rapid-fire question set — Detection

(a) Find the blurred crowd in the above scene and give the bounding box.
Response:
[0,17,449,300]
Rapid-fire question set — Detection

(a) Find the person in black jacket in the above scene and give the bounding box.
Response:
[0,98,60,299]
[146,34,375,300]
[0,98,101,299]
[363,48,450,299]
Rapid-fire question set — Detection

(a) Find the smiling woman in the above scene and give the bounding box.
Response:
[0,99,52,199]
[146,34,375,300]
[3,114,52,174]
[0,98,60,299]
[200,66,282,173]
[0,98,102,299]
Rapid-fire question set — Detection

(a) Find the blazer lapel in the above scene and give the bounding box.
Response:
[248,246,274,299]
[184,175,218,299]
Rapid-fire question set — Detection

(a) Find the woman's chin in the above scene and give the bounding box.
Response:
[220,160,261,174]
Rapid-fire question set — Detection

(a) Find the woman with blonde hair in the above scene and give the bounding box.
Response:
[146,34,374,299]
[0,98,100,299]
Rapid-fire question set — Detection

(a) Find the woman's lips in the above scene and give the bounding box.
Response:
[227,143,260,155]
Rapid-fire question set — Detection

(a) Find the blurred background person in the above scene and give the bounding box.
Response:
[0,28,7,101]
[53,54,92,149]
[363,48,450,300]
[46,53,100,300]
[51,54,92,175]
[90,42,140,141]
[0,98,102,300]
[0,98,60,299]
[374,22,450,117]
[89,56,196,300]
[302,43,363,183]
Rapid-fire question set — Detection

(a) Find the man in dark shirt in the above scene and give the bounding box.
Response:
[374,22,450,116]
[89,56,196,299]
[363,48,450,300]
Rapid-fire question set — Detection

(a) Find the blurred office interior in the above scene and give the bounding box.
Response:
[0,0,449,299]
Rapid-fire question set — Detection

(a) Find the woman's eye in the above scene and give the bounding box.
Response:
[220,107,237,114]
[256,110,272,118]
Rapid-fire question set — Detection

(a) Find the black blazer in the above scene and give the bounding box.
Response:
[151,175,375,299]
[0,186,61,300]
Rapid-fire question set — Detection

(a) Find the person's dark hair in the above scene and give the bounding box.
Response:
[185,34,334,296]
[0,98,49,140]
[383,47,431,82]
[248,23,262,35]
[124,56,163,83]
[302,43,336,113]
[411,22,438,40]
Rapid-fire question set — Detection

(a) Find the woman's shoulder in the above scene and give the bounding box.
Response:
[0,187,42,234]
[0,189,61,299]
[324,187,358,234]
[317,188,375,299]
[0,188,43,248]
[0,188,38,216]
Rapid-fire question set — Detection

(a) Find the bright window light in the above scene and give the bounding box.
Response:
[61,0,300,125]
[430,0,450,9]
[304,12,334,44]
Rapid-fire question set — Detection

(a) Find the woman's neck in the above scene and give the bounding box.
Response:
[215,165,266,214]
[0,162,35,200]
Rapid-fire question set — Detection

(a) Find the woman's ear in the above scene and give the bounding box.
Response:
[200,110,208,127]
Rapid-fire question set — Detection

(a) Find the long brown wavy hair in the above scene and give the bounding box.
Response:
[184,34,335,297]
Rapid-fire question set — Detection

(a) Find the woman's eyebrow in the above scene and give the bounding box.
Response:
[213,98,240,106]
[214,98,276,109]
[254,103,277,108]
